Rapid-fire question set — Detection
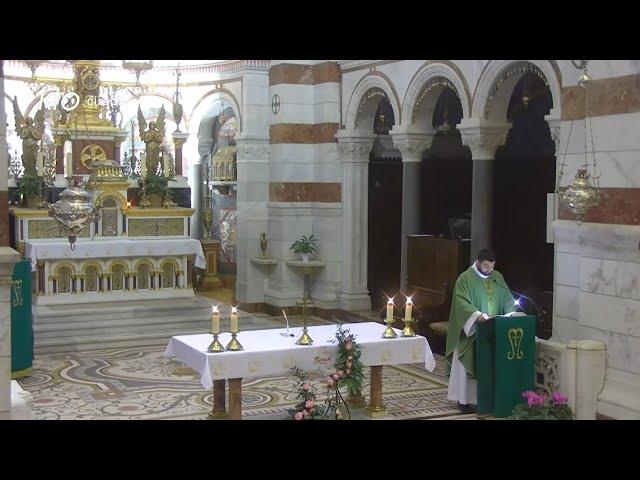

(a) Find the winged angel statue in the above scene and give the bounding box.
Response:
[137,104,166,176]
[12,96,45,175]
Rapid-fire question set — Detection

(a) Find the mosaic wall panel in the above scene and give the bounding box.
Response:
[29,219,90,239]
[128,218,185,237]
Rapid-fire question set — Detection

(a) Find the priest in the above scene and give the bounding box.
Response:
[445,248,517,414]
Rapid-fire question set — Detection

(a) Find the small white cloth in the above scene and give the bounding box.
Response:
[25,238,206,271]
[164,322,436,389]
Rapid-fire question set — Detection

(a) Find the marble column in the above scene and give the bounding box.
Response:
[172,132,188,178]
[458,119,510,262]
[390,126,434,290]
[0,60,8,248]
[336,130,375,311]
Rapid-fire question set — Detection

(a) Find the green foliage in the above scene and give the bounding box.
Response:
[289,234,317,255]
[16,173,42,198]
[142,174,169,195]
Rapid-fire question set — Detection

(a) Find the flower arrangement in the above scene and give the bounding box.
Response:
[510,390,574,420]
[288,324,364,420]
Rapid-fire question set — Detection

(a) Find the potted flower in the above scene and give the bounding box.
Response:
[290,234,317,262]
[140,174,169,208]
[510,390,574,420]
[16,173,43,209]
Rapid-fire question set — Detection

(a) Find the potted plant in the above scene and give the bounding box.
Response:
[16,173,43,209]
[290,234,317,262]
[510,390,574,420]
[140,174,169,208]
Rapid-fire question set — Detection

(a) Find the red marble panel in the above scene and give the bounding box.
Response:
[558,187,640,225]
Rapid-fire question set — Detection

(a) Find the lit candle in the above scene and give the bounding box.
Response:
[386,297,394,322]
[405,296,413,321]
[126,201,132,209]
[230,306,239,333]
[163,153,171,178]
[65,152,73,177]
[211,305,220,333]
[140,153,147,177]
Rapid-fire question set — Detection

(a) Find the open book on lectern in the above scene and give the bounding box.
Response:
[486,311,527,320]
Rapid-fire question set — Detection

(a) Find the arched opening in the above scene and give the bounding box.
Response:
[84,265,99,292]
[112,264,126,291]
[57,266,73,294]
[421,87,471,237]
[137,263,152,290]
[492,70,555,339]
[100,196,120,237]
[367,95,402,310]
[162,262,176,288]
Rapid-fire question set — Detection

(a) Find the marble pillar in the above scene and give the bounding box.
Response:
[459,119,510,261]
[172,132,189,178]
[336,130,374,311]
[390,126,434,290]
[0,248,20,419]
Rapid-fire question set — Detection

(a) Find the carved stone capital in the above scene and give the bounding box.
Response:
[336,130,374,164]
[458,120,510,160]
[390,132,434,162]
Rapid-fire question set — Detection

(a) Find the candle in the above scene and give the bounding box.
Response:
[163,153,171,178]
[65,152,73,177]
[126,201,132,208]
[140,153,147,177]
[386,298,394,322]
[230,306,239,333]
[211,305,220,333]
[405,296,413,321]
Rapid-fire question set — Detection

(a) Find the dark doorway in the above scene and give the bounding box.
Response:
[493,71,555,339]
[421,88,472,237]
[368,98,402,310]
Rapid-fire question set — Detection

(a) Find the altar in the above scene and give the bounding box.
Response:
[164,322,436,419]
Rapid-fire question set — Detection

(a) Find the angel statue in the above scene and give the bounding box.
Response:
[137,104,166,176]
[12,96,45,176]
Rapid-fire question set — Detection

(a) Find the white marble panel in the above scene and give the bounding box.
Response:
[556,252,581,287]
[578,325,640,375]
[561,113,640,155]
[0,356,10,412]
[269,163,314,182]
[236,161,269,183]
[313,82,341,104]
[551,316,579,344]
[313,102,341,124]
[237,202,268,222]
[578,223,640,264]
[244,85,270,106]
[581,258,640,300]
[579,292,640,337]
[237,182,268,203]
[272,102,315,125]
[555,285,579,319]
[559,150,640,188]
[269,84,314,106]
[270,144,316,164]
[313,163,342,183]
[552,221,581,254]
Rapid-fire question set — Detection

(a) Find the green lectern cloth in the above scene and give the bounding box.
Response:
[477,315,536,417]
[11,259,33,377]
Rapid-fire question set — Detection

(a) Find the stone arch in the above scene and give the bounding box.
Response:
[402,61,472,128]
[134,260,154,290]
[189,88,242,136]
[472,60,562,122]
[160,259,180,288]
[345,72,401,132]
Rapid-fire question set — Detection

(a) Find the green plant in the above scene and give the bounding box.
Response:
[142,174,169,195]
[16,173,42,199]
[289,234,317,255]
[510,390,574,420]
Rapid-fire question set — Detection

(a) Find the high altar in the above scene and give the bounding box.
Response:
[9,60,203,308]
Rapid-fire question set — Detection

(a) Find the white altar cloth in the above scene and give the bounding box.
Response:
[164,322,436,389]
[25,238,206,271]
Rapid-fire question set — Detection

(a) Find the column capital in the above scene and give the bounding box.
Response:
[545,113,561,155]
[235,134,270,161]
[336,129,374,164]
[389,125,434,162]
[458,118,510,160]
[172,131,189,145]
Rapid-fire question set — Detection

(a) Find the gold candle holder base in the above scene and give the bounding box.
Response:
[208,332,225,353]
[382,322,397,339]
[296,326,314,346]
[226,333,243,351]
[401,320,416,337]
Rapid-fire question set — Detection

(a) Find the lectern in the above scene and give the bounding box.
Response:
[11,259,33,378]
[476,314,536,417]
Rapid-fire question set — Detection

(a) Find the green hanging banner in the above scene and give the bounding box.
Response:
[11,259,33,379]
[476,315,536,417]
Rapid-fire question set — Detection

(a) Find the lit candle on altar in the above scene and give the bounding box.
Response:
[405,296,413,321]
[230,306,239,333]
[65,152,73,177]
[163,153,171,178]
[211,305,220,333]
[126,201,132,209]
[387,297,394,322]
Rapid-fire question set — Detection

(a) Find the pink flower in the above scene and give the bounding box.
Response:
[326,378,334,387]
[551,391,568,405]
[305,400,314,409]
[294,411,303,420]
[302,383,310,391]
[302,410,310,418]
[332,373,340,380]
[337,370,344,377]
[527,393,546,407]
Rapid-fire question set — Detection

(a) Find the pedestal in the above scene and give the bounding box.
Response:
[198,239,223,291]
[365,365,387,417]
[208,379,228,419]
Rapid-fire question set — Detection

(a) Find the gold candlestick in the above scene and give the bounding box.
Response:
[383,297,397,338]
[225,332,243,351]
[208,332,225,353]
[402,296,416,337]
[295,292,314,346]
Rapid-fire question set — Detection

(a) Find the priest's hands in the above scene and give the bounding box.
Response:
[478,313,490,323]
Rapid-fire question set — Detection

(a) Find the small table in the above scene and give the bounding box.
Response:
[164,322,436,419]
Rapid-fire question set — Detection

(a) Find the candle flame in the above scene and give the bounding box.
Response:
[231,305,238,313]
[127,201,132,208]
[406,296,413,304]
[212,305,219,313]
[387,296,394,305]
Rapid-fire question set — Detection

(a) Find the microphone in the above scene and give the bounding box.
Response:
[492,278,544,317]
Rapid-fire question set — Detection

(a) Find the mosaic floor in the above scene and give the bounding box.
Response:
[17,345,472,420]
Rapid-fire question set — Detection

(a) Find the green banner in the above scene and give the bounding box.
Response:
[477,315,536,417]
[11,259,33,377]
